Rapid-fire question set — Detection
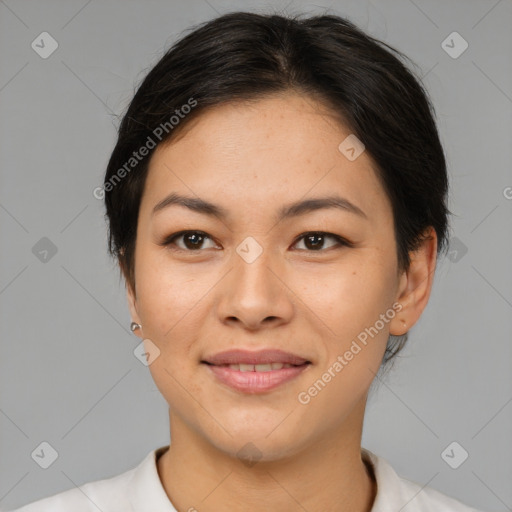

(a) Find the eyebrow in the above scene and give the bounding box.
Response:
[152,192,367,221]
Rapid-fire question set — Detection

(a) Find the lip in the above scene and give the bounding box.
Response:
[202,349,311,394]
[202,349,310,366]
[205,364,310,393]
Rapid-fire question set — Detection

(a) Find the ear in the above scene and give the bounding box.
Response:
[389,227,438,336]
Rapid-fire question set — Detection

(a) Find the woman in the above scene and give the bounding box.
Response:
[12,11,484,512]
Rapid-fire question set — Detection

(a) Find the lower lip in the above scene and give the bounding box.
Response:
[204,364,310,393]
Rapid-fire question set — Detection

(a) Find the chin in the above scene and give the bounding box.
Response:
[200,411,314,463]
[211,434,307,465]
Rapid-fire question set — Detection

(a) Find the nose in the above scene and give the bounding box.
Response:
[216,248,295,331]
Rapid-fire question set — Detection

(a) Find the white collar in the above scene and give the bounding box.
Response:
[127,446,176,511]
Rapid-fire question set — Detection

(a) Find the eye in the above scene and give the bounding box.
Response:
[160,230,352,253]
[161,230,218,251]
[292,232,351,251]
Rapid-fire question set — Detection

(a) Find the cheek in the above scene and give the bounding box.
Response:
[295,267,393,423]
[133,248,221,365]
[134,249,213,340]
[296,255,397,342]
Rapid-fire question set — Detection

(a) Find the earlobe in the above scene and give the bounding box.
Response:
[389,227,438,336]
[126,280,143,339]
[389,315,408,336]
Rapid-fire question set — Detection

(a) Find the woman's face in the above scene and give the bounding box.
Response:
[127,92,421,461]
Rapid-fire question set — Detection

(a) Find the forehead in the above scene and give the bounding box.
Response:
[140,92,390,222]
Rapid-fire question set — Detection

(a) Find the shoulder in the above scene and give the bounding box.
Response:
[362,448,484,512]
[396,475,483,511]
[7,449,156,512]
[9,473,131,511]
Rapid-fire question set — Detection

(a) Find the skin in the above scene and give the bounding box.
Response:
[126,91,437,512]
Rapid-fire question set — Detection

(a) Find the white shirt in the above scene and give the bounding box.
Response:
[9,446,483,511]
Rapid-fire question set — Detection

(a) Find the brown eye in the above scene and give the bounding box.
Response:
[293,232,350,251]
[163,231,217,251]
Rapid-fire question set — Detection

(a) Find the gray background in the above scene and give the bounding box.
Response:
[0,0,511,510]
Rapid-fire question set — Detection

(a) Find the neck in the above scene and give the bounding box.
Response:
[157,400,377,512]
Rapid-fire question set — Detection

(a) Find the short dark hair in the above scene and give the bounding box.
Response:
[104,11,450,366]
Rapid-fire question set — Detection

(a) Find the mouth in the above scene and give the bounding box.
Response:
[204,362,305,371]
[201,349,312,393]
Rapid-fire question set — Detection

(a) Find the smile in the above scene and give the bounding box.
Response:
[202,353,311,393]
[216,362,297,371]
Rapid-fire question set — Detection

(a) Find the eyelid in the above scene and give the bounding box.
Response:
[291,232,353,251]
[160,230,219,251]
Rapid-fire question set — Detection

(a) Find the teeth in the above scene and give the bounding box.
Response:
[225,363,294,371]
[255,364,272,372]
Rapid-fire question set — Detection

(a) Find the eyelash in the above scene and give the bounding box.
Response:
[160,230,353,253]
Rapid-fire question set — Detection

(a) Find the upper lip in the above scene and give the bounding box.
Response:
[202,349,310,366]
